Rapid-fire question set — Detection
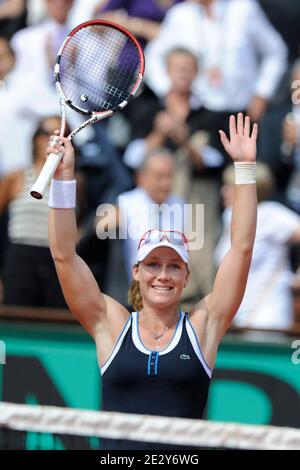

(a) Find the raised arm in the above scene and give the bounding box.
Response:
[48,134,128,338]
[204,114,257,339]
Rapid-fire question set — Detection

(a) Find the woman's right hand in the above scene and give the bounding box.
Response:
[46,131,75,181]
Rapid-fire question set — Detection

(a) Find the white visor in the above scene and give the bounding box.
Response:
[137,240,189,264]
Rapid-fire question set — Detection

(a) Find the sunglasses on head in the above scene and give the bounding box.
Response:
[138,230,189,251]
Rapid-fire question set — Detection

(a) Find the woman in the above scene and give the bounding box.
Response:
[0,116,66,308]
[48,113,257,449]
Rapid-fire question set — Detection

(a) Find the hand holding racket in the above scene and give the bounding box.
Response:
[30,20,144,199]
[46,133,75,181]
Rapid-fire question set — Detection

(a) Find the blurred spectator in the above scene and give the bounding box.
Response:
[94,0,183,47]
[281,59,300,213]
[124,47,224,307]
[145,0,288,124]
[96,148,185,280]
[215,162,300,330]
[0,0,27,39]
[124,47,223,170]
[11,0,74,85]
[0,36,34,176]
[0,116,67,308]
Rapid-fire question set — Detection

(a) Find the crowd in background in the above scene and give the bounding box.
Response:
[1,0,300,330]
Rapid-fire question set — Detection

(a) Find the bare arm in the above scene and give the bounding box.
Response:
[194,114,258,341]
[48,134,128,338]
[0,175,13,215]
[94,9,160,42]
[0,171,22,215]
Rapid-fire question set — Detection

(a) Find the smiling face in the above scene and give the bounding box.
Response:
[133,247,189,310]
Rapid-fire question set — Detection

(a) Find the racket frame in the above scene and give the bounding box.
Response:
[30,20,145,200]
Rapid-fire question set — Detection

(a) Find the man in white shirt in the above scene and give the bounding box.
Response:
[11,0,74,86]
[145,0,288,122]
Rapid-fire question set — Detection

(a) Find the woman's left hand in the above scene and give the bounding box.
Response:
[219,113,258,163]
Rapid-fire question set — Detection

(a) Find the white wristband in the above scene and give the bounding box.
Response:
[49,179,76,209]
[234,162,256,185]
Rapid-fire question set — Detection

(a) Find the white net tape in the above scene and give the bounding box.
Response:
[0,402,299,450]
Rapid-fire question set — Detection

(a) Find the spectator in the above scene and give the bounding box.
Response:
[0,116,67,308]
[11,0,74,86]
[282,59,300,213]
[0,35,58,176]
[215,162,300,330]
[94,0,183,47]
[145,0,288,124]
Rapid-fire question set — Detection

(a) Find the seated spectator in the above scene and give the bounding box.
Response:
[215,162,300,330]
[94,0,183,47]
[0,116,67,308]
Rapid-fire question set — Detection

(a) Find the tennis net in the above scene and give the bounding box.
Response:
[0,402,299,450]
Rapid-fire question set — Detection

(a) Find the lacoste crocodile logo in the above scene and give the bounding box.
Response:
[180,354,190,360]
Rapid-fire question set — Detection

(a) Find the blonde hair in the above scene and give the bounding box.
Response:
[128,264,143,311]
[222,162,274,203]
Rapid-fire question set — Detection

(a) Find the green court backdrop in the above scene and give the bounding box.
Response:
[0,320,299,428]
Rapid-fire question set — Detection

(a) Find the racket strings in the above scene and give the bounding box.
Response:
[59,24,141,113]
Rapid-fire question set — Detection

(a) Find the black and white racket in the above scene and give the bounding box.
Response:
[30,20,145,199]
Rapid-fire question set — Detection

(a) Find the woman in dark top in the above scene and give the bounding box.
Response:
[47,114,258,449]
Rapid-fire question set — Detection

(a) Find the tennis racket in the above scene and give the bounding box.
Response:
[30,19,145,199]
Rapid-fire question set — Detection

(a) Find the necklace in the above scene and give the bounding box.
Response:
[139,311,180,350]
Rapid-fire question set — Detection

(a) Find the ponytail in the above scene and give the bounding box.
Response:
[128,276,143,312]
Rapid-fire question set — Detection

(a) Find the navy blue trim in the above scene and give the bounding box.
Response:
[136,311,183,354]
[100,314,132,369]
[186,314,212,373]
[147,351,159,376]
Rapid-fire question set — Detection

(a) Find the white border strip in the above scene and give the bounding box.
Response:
[132,311,184,355]
[0,402,299,450]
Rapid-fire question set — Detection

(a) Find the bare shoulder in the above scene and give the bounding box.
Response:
[95,294,131,342]
[94,294,131,368]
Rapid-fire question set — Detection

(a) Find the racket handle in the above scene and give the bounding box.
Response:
[30,152,63,199]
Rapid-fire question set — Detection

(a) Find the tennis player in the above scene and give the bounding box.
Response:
[47,113,257,450]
